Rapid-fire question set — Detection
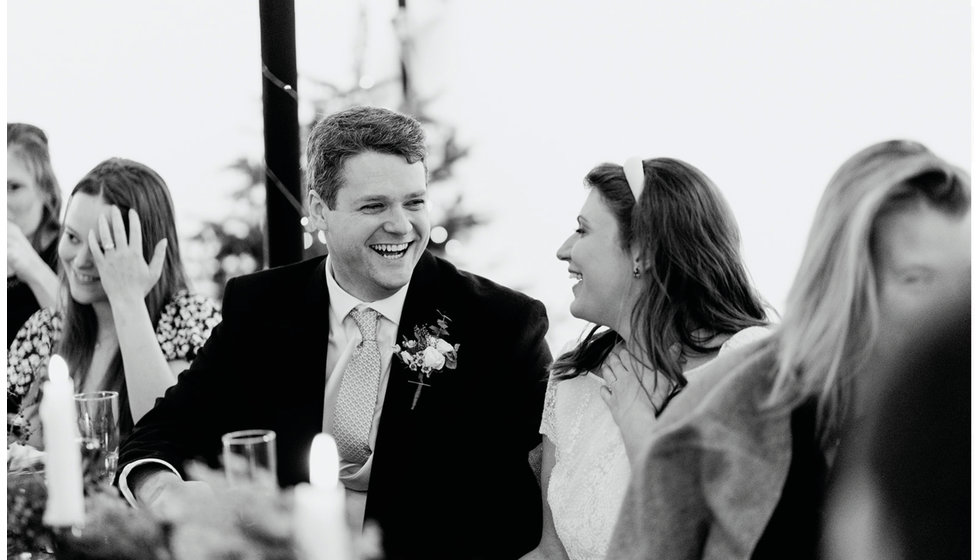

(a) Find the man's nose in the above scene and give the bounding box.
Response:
[384,208,413,235]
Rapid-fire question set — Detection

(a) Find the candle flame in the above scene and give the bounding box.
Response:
[48,354,70,382]
[309,434,339,488]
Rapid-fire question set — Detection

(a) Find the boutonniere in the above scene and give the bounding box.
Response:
[394,312,460,410]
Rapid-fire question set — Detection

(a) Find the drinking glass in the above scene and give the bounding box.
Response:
[73,391,119,486]
[221,429,278,490]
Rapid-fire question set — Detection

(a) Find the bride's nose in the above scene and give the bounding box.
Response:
[556,235,574,261]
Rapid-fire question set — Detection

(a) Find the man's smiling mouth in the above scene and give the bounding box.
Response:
[371,242,412,260]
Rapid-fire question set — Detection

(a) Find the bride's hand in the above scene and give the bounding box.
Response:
[599,348,665,464]
[88,206,167,305]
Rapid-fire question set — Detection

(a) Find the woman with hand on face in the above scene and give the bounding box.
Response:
[607,140,971,560]
[8,123,62,347]
[7,158,221,447]
[522,158,770,560]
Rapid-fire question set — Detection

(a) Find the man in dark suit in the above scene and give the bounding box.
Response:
[117,106,551,559]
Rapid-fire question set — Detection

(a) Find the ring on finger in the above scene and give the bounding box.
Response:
[103,242,116,251]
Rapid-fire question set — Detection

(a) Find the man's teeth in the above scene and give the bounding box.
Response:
[569,273,583,281]
[372,242,411,259]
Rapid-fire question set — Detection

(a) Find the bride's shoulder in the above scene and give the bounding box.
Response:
[546,371,602,417]
[546,336,609,400]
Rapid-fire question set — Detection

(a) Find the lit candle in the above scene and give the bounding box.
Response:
[294,434,352,560]
[41,355,85,527]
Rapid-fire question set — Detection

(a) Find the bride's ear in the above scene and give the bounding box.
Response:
[629,245,651,274]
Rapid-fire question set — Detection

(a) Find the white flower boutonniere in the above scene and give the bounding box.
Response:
[394,312,460,410]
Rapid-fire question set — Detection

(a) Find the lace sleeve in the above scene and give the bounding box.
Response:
[155,290,222,362]
[540,374,560,441]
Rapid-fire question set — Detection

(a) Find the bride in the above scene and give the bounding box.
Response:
[523,157,770,559]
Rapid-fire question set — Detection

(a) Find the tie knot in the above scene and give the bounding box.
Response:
[350,306,380,341]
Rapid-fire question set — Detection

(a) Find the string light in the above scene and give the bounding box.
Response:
[429,226,448,244]
[262,65,298,102]
[262,64,311,232]
[264,164,306,216]
[257,15,462,257]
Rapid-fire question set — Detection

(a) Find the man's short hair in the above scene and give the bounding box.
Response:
[306,106,427,208]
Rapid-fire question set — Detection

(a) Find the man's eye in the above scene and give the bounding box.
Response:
[8,182,22,192]
[361,204,383,212]
[406,199,425,208]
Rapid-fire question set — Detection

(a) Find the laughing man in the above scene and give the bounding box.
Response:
[117,106,551,560]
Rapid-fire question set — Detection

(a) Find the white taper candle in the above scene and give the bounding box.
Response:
[41,355,85,527]
[294,433,352,560]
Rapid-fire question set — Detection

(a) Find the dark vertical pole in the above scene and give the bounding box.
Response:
[259,0,302,268]
[398,0,409,101]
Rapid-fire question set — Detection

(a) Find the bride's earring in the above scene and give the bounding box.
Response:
[632,266,641,278]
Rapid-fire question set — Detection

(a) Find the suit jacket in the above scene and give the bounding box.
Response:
[119,252,552,559]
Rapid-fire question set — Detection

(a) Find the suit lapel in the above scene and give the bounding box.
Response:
[381,252,441,419]
[297,257,331,417]
[366,253,441,507]
[280,258,332,482]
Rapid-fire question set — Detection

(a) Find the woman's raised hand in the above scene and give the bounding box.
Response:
[87,206,167,304]
[599,347,667,465]
[7,220,38,279]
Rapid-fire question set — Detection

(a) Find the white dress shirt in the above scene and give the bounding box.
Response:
[120,257,408,533]
[322,257,408,531]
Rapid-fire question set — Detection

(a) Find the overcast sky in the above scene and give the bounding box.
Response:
[7,0,971,350]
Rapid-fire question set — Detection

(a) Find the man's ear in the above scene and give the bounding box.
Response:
[307,190,330,231]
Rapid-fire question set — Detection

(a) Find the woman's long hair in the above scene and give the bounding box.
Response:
[7,123,62,251]
[57,158,187,433]
[770,140,969,446]
[552,158,768,404]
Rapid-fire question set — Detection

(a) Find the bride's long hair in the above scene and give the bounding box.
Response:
[551,158,768,405]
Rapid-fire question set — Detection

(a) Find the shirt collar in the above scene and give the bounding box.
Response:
[324,256,410,326]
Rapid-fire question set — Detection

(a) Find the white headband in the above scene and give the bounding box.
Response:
[623,156,645,202]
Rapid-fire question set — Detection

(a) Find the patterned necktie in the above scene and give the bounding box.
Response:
[333,306,382,465]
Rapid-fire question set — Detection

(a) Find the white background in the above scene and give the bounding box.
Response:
[6,0,971,351]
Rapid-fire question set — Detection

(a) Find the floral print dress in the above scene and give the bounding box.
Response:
[7,290,221,445]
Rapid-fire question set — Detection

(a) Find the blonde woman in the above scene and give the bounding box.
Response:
[8,123,62,346]
[607,140,970,560]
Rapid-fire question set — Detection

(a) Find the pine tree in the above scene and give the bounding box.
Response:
[187,5,479,298]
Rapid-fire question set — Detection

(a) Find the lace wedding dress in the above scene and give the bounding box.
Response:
[540,326,771,559]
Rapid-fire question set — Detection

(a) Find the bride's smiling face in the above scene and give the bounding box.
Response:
[556,188,635,328]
